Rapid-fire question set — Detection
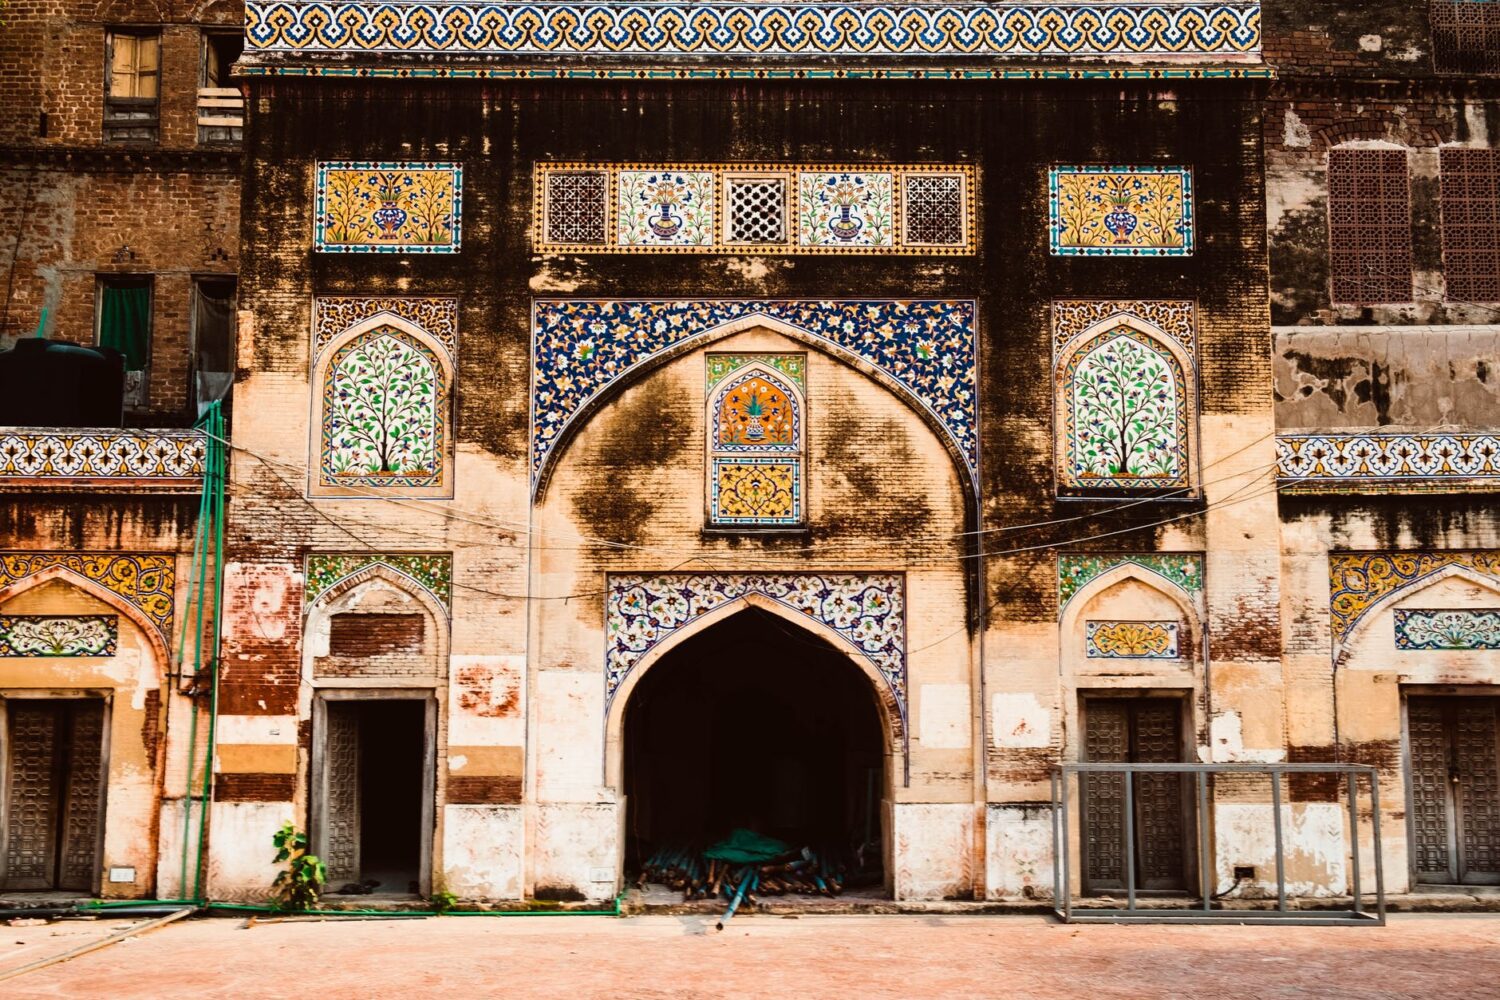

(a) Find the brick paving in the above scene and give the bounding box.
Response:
[2,913,1498,999]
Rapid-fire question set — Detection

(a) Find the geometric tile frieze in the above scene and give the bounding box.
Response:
[534,163,975,254]
[315,161,463,254]
[1049,165,1195,256]
[0,615,118,657]
[1279,433,1500,493]
[0,428,205,489]
[531,299,978,496]
[246,2,1263,59]
[1329,551,1500,648]
[312,296,459,360]
[0,553,175,641]
[1394,609,1500,651]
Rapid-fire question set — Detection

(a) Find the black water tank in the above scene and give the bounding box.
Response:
[0,340,125,427]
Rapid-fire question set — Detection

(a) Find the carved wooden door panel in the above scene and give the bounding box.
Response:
[3,701,105,893]
[321,703,361,886]
[1409,697,1500,886]
[1082,698,1187,893]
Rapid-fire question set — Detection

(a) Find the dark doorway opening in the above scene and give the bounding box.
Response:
[318,699,428,896]
[623,609,886,889]
[1409,695,1500,886]
[2,699,106,893]
[1080,696,1192,894]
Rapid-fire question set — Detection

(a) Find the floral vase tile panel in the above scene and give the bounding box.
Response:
[320,325,446,488]
[1049,166,1194,257]
[604,572,907,725]
[1085,620,1180,659]
[0,553,175,641]
[1329,552,1500,648]
[530,299,978,495]
[712,370,800,451]
[304,553,453,612]
[711,459,801,525]
[313,296,459,361]
[1058,552,1205,611]
[0,615,118,657]
[1394,609,1500,651]
[315,161,462,254]
[533,163,974,254]
[1058,324,1191,492]
[617,169,716,248]
[247,3,1264,58]
[797,171,895,248]
[705,353,806,392]
[1051,300,1196,360]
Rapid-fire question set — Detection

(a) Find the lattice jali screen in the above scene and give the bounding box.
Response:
[1328,148,1413,305]
[1441,147,1500,303]
[1432,1,1500,75]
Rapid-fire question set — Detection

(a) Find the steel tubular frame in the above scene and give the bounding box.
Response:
[1050,762,1386,925]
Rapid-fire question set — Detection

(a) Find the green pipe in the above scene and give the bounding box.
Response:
[193,405,227,903]
[79,899,197,909]
[176,409,214,899]
[204,893,623,918]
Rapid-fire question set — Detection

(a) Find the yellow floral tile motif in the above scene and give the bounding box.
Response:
[0,552,175,641]
[1049,166,1193,256]
[316,162,462,253]
[1329,551,1500,647]
[712,459,800,525]
[1085,620,1180,658]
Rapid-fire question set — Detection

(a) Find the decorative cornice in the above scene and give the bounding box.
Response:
[1278,432,1500,494]
[238,62,1275,79]
[0,145,242,172]
[0,428,205,492]
[244,2,1262,61]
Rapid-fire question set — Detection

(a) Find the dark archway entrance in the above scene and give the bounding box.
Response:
[623,608,887,893]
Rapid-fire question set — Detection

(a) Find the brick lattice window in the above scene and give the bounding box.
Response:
[726,178,786,244]
[903,174,966,246]
[1328,148,1413,305]
[1441,148,1500,302]
[1432,1,1500,75]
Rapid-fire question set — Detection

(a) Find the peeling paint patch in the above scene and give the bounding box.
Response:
[991,692,1050,749]
[1210,710,1285,763]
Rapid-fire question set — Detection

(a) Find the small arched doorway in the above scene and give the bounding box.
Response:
[622,608,887,894]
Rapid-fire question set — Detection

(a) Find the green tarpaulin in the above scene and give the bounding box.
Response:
[98,283,149,371]
[702,829,792,865]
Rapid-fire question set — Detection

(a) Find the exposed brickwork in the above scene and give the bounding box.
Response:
[447,776,522,805]
[215,771,295,802]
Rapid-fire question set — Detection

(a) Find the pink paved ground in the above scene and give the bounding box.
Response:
[2,912,1498,998]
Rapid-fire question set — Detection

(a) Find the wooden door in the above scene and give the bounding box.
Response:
[318,701,361,887]
[1410,697,1500,886]
[1082,698,1188,893]
[3,700,105,892]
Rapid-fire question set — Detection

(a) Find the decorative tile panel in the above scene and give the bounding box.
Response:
[711,369,799,452]
[1277,433,1500,493]
[605,573,906,728]
[320,326,445,488]
[0,553,175,641]
[711,459,801,525]
[0,429,204,489]
[1329,552,1500,647]
[242,64,1276,81]
[1049,166,1194,256]
[1395,609,1500,651]
[0,616,118,657]
[1085,620,1180,658]
[531,299,978,496]
[1058,553,1205,611]
[246,3,1264,59]
[313,296,459,360]
[706,353,806,392]
[533,164,974,255]
[1052,300,1196,358]
[314,162,462,254]
[304,553,453,612]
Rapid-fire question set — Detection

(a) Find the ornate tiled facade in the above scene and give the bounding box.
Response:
[312,297,459,359]
[530,299,978,495]
[1278,433,1500,492]
[1329,552,1500,647]
[314,162,462,253]
[604,573,907,723]
[710,459,801,525]
[304,553,454,612]
[1049,166,1195,256]
[707,356,804,526]
[1085,620,1180,658]
[0,429,205,488]
[0,616,118,657]
[1394,610,1500,651]
[533,164,974,254]
[1053,301,1196,495]
[1058,553,1205,610]
[246,3,1263,59]
[0,553,175,640]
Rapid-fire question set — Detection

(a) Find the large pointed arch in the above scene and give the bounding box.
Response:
[530,299,979,503]
[0,565,172,668]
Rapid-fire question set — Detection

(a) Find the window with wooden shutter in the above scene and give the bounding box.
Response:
[1441,148,1500,303]
[104,30,160,143]
[1328,148,1414,305]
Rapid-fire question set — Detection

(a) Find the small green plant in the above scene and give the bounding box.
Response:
[271,822,326,912]
[429,889,459,914]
